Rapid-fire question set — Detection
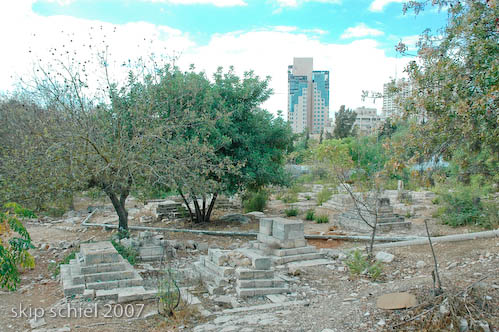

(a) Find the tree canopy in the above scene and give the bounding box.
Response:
[333,105,357,139]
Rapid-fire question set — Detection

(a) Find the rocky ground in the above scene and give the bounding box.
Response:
[0,192,498,332]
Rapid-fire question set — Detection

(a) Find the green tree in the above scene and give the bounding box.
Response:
[397,0,499,182]
[333,105,357,139]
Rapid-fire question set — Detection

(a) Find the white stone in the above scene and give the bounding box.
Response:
[416,260,426,268]
[29,317,46,329]
[376,252,394,263]
[377,319,386,326]
[459,318,469,332]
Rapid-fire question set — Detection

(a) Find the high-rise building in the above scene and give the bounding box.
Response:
[288,58,329,134]
[382,78,412,118]
[353,106,384,135]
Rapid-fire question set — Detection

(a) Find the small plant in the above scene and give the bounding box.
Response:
[305,195,312,201]
[49,249,77,277]
[314,214,329,224]
[281,192,298,204]
[243,190,268,212]
[305,209,315,221]
[345,249,382,281]
[157,268,181,317]
[285,207,299,217]
[3,203,36,218]
[317,187,332,205]
[111,239,138,265]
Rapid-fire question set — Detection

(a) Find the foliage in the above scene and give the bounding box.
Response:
[434,177,497,229]
[157,268,181,317]
[316,187,332,205]
[397,0,499,182]
[284,207,299,217]
[305,209,315,221]
[242,190,268,213]
[333,105,357,139]
[0,203,35,291]
[281,192,298,204]
[3,203,36,219]
[345,249,382,281]
[111,239,138,265]
[314,214,329,224]
[49,250,77,277]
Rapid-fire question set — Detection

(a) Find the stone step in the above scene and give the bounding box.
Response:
[80,261,131,275]
[203,257,235,277]
[236,287,289,298]
[117,287,157,303]
[83,270,136,283]
[86,276,143,290]
[235,268,274,280]
[270,246,318,257]
[236,249,272,270]
[273,252,323,265]
[236,278,285,289]
[193,262,229,287]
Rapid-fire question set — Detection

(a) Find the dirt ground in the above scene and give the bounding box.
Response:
[1,194,498,332]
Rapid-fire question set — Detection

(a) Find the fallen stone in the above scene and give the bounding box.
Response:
[376,292,418,309]
[459,318,469,332]
[376,251,394,263]
[220,213,251,224]
[29,317,46,329]
[214,295,237,308]
[416,260,426,269]
[196,242,209,251]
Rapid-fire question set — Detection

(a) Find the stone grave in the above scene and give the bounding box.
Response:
[156,200,188,221]
[124,231,176,262]
[60,242,156,303]
[337,197,411,233]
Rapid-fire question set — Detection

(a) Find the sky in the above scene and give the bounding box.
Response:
[0,0,448,116]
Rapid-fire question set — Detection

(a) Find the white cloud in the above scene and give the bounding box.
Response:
[274,0,341,8]
[143,0,247,6]
[341,23,384,39]
[0,0,410,118]
[369,0,405,12]
[400,35,420,51]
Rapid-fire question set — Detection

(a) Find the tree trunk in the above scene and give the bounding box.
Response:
[205,193,218,223]
[191,193,218,223]
[368,215,378,260]
[192,195,202,223]
[178,189,195,223]
[105,189,129,232]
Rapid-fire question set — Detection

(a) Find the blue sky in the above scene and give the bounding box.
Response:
[0,0,448,115]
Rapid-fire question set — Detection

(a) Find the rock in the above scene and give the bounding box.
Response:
[214,295,237,308]
[376,292,418,309]
[29,317,46,329]
[377,319,386,326]
[195,242,209,251]
[478,320,490,332]
[439,302,450,315]
[58,240,72,249]
[376,251,394,263]
[321,329,336,332]
[220,213,250,224]
[416,260,426,269]
[185,240,196,250]
[459,318,469,332]
[447,262,458,270]
[288,267,302,276]
[139,215,153,223]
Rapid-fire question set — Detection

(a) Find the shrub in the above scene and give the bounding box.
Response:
[0,203,35,291]
[435,178,496,228]
[314,214,329,223]
[111,239,138,265]
[345,249,382,281]
[285,207,299,217]
[317,187,332,205]
[305,195,312,200]
[243,190,268,212]
[158,268,181,317]
[305,209,315,221]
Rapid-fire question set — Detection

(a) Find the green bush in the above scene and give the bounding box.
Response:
[305,209,315,221]
[314,214,329,223]
[435,178,496,229]
[243,190,268,212]
[285,207,299,217]
[317,187,332,205]
[111,239,138,265]
[345,249,382,281]
[281,192,298,204]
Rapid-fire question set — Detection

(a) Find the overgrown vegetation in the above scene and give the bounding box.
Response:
[314,214,329,224]
[285,207,299,217]
[157,268,181,317]
[111,238,138,265]
[345,249,382,281]
[242,190,268,213]
[0,203,35,290]
[305,209,315,221]
[49,250,77,277]
[316,187,333,205]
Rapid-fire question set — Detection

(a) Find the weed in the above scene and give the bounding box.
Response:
[314,214,329,223]
[317,187,332,205]
[243,190,268,212]
[111,239,138,265]
[49,249,77,277]
[305,209,315,221]
[345,249,383,281]
[285,207,299,217]
[282,192,298,204]
[157,268,181,317]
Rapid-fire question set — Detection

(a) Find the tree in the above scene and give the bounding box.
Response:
[333,105,357,139]
[396,0,499,182]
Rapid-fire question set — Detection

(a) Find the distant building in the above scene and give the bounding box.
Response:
[353,106,384,135]
[382,78,412,118]
[288,58,329,134]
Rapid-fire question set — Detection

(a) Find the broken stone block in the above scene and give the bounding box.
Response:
[29,317,46,329]
[375,251,394,263]
[259,218,273,236]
